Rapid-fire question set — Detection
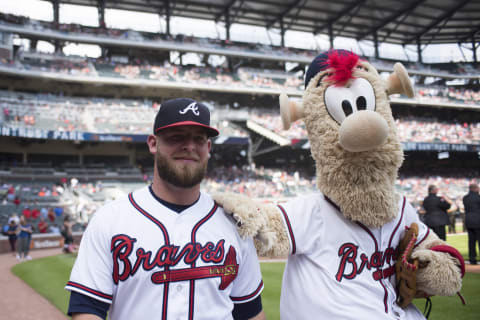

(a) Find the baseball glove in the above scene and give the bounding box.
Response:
[395,222,420,308]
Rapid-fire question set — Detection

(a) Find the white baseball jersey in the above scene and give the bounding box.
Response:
[66,186,263,320]
[278,192,429,320]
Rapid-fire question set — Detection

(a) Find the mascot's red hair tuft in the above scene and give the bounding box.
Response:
[326,50,359,86]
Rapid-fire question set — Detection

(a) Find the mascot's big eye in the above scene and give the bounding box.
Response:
[323,78,376,124]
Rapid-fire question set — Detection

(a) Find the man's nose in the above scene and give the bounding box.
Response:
[181,136,196,150]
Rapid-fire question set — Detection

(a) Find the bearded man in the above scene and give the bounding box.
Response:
[66,98,266,320]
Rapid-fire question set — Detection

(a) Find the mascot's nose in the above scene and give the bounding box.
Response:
[338,110,389,152]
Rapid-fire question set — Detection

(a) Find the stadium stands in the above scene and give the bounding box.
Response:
[0,10,479,234]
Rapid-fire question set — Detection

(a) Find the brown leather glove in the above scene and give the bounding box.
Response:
[395,223,419,308]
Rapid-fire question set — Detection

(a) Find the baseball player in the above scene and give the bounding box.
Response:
[65,98,265,320]
[278,194,430,319]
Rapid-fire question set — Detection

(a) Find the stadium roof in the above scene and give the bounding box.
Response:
[61,0,480,46]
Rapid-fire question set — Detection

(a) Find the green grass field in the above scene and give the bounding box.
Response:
[11,234,479,319]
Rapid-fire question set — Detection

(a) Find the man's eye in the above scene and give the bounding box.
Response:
[194,137,207,144]
[168,135,184,142]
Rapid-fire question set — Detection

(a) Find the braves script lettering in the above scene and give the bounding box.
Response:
[335,242,396,282]
[111,234,225,284]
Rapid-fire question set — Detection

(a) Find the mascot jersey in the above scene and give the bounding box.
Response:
[66,186,263,320]
[278,192,429,320]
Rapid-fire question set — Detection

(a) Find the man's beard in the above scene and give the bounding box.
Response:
[155,152,207,188]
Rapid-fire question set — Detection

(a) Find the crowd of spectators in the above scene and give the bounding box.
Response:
[0,90,250,136]
[2,51,479,108]
[3,11,480,79]
[416,86,480,106]
[249,110,480,144]
[1,89,480,144]
[203,165,316,199]
[395,119,480,144]
[202,166,478,214]
[396,175,479,215]
[0,12,316,60]
[0,182,66,246]
[1,167,477,243]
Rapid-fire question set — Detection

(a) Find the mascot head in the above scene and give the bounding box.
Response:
[280,49,414,227]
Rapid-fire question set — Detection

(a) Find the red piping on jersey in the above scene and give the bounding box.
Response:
[387,197,406,250]
[356,222,389,314]
[128,192,170,320]
[188,202,219,320]
[277,205,296,255]
[230,280,264,302]
[416,228,429,248]
[66,281,113,301]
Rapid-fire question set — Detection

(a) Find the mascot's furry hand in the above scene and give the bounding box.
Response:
[406,230,465,299]
[411,247,464,297]
[213,192,289,257]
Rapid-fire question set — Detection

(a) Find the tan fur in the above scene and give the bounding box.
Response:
[303,61,404,228]
[257,203,290,257]
[215,56,463,302]
[213,192,289,256]
[411,233,463,296]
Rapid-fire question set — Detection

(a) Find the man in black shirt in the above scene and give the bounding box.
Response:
[422,185,451,240]
[463,183,480,265]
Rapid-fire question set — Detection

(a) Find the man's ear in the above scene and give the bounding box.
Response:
[207,139,212,153]
[147,135,158,155]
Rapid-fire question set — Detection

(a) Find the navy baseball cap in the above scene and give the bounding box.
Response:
[153,98,219,137]
[304,49,358,88]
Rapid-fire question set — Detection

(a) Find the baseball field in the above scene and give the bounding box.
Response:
[11,233,480,319]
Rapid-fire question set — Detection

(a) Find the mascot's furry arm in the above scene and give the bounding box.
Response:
[214,192,289,257]
[215,192,464,297]
[411,232,464,296]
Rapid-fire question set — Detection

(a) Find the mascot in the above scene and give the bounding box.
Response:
[214,50,464,319]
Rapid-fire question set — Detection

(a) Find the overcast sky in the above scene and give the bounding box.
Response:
[2,0,475,64]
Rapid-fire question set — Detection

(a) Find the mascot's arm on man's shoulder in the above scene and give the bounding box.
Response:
[411,231,465,297]
[213,192,290,257]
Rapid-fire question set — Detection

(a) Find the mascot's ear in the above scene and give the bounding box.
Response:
[279,92,304,130]
[386,62,414,98]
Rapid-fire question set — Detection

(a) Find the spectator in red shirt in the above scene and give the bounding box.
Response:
[32,208,40,219]
[48,208,56,222]
[37,218,48,233]
[22,207,32,219]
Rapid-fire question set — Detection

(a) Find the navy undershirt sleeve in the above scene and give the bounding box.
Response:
[68,291,110,319]
[232,295,263,319]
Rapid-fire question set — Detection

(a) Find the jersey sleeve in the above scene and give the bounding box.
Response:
[229,236,264,303]
[65,206,115,304]
[402,198,430,246]
[277,194,324,255]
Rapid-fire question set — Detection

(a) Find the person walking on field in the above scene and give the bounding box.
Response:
[463,183,480,265]
[65,98,265,320]
[422,185,451,240]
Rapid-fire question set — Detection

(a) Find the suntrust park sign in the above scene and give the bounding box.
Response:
[402,142,480,152]
[1,126,84,140]
[0,126,147,142]
[32,239,62,249]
